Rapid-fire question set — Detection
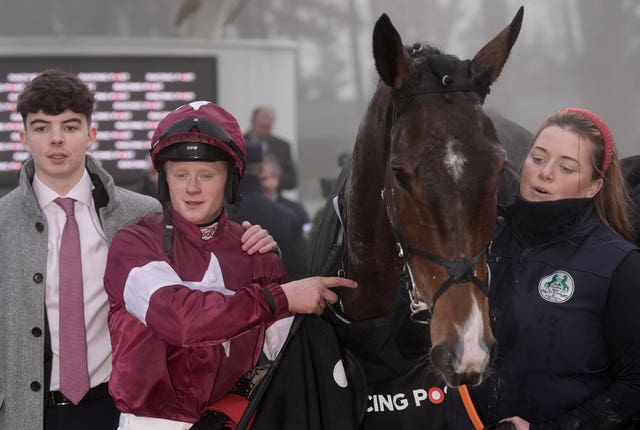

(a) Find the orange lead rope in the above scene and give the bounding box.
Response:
[459,384,485,430]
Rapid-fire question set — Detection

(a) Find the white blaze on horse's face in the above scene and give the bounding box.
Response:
[454,294,490,374]
[444,138,467,184]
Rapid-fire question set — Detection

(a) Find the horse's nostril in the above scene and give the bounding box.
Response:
[430,340,494,387]
[430,343,452,372]
[466,372,483,387]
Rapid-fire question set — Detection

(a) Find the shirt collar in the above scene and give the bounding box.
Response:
[32,169,94,209]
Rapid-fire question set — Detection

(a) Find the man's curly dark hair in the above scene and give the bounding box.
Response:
[16,69,94,125]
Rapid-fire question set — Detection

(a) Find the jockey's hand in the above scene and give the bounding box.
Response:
[241,221,278,255]
[281,276,357,315]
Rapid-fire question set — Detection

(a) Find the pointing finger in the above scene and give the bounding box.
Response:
[322,277,357,289]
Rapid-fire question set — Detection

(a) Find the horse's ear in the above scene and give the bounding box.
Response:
[469,6,524,87]
[373,13,417,89]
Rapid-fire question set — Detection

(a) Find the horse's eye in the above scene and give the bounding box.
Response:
[393,167,411,190]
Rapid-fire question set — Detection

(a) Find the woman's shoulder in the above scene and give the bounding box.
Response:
[587,214,638,254]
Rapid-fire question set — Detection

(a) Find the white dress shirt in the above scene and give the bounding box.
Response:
[33,170,112,391]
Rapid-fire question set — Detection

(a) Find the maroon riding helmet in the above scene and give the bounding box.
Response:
[150,101,247,205]
[150,101,247,258]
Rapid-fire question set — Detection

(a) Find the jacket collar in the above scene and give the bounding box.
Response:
[168,205,231,249]
[20,154,114,217]
[506,196,596,246]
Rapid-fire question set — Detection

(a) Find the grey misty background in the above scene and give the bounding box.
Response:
[1,0,638,211]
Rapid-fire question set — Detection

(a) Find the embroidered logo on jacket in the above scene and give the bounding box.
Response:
[538,270,574,303]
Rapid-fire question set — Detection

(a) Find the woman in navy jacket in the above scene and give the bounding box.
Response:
[449,108,640,430]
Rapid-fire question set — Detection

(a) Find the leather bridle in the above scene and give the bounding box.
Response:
[382,181,490,324]
[384,61,492,323]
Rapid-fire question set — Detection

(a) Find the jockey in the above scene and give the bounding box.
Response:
[103,101,356,429]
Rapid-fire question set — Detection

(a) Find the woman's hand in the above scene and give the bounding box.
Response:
[493,417,529,430]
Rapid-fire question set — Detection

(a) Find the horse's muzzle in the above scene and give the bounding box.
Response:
[430,339,496,387]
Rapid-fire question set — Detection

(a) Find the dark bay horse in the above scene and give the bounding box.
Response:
[331,8,524,389]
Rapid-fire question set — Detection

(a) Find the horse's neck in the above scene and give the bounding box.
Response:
[347,87,390,239]
[342,90,402,320]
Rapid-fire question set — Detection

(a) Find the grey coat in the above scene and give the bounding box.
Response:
[0,155,160,429]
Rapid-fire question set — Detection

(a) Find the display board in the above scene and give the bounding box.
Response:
[0,56,217,187]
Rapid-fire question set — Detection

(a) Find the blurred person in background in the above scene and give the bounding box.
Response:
[621,154,640,245]
[244,106,298,192]
[260,151,311,239]
[229,139,309,280]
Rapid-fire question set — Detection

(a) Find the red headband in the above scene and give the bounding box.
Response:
[557,108,615,177]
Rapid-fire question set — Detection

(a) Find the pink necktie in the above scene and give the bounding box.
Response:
[55,197,90,404]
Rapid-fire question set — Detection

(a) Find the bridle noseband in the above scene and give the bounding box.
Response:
[408,245,488,308]
[382,185,490,324]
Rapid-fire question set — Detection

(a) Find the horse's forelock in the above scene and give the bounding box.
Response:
[409,45,464,76]
[408,43,441,60]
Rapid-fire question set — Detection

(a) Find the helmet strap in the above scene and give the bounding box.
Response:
[156,166,174,261]
[225,169,241,211]
[157,167,170,202]
[162,202,174,262]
